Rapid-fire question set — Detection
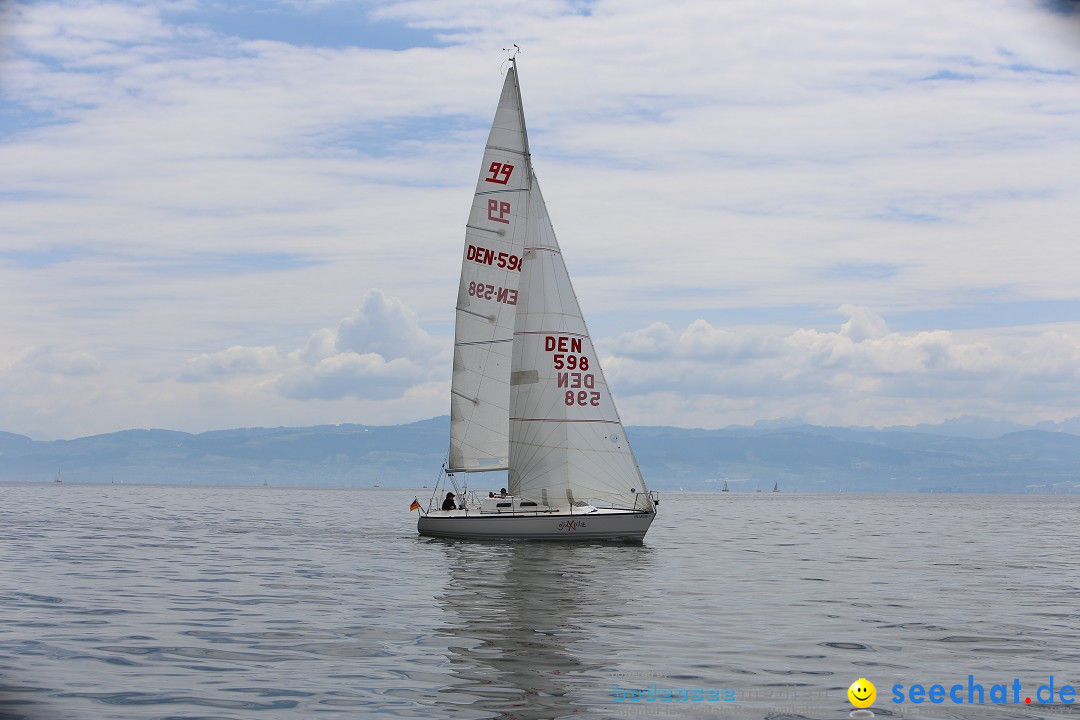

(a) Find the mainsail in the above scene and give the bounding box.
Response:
[448,67,531,472]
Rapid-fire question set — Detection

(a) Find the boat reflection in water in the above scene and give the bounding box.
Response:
[429,539,656,719]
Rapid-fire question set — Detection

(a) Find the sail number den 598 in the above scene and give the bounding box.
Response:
[467,281,518,305]
[545,335,600,407]
[466,244,522,272]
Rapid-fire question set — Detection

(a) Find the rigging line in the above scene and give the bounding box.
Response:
[454,338,512,347]
[511,418,622,424]
[475,187,527,196]
[456,307,496,322]
[514,331,589,338]
[509,54,532,181]
[484,144,527,156]
[464,224,506,235]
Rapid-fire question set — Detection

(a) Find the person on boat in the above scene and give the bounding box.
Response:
[441,492,457,511]
[488,492,496,498]
[499,488,508,498]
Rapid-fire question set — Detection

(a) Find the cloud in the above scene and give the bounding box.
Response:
[15,346,102,376]
[838,304,890,342]
[277,351,422,401]
[606,319,778,361]
[331,289,442,361]
[604,306,1080,428]
[180,345,280,382]
[278,289,446,400]
[172,289,446,401]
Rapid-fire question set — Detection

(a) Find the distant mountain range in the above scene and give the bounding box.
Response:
[3,416,1080,493]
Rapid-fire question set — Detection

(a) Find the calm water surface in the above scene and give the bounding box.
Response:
[1,485,1078,719]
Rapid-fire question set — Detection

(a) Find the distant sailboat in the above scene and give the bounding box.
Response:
[54,470,62,483]
[721,481,729,492]
[772,482,780,493]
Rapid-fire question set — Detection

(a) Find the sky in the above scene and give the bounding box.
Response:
[2,0,1080,440]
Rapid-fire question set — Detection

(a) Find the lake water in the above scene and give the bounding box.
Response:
[1,485,1078,720]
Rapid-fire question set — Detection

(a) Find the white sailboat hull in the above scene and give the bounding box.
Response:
[418,507,655,541]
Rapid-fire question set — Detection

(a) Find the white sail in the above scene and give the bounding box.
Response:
[507,174,651,511]
[449,67,531,472]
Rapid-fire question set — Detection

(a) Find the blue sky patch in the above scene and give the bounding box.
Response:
[889,298,1080,331]
[163,2,445,50]
[136,252,325,276]
[821,263,900,281]
[0,246,94,269]
[0,100,70,138]
[920,70,980,82]
[332,114,479,159]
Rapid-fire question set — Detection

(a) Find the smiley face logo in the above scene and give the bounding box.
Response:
[847,678,876,708]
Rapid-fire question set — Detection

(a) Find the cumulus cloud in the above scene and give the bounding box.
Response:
[16,346,102,376]
[838,304,889,342]
[279,290,446,400]
[606,319,778,361]
[277,351,422,401]
[180,345,280,382]
[332,289,442,361]
[174,289,446,401]
[604,306,1080,427]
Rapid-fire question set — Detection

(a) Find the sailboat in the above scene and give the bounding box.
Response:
[416,60,658,541]
[54,470,62,483]
[721,480,729,492]
[772,482,780,493]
